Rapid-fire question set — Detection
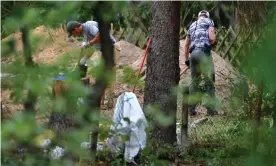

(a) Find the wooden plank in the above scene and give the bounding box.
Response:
[143,36,149,49]
[215,28,231,53]
[138,33,147,48]
[126,28,135,42]
[218,28,227,41]
[180,85,189,147]
[141,75,146,81]
[180,67,189,76]
[215,27,222,36]
[180,26,184,34]
[140,67,146,76]
[118,28,126,40]
[230,30,252,63]
[229,49,235,60]
[180,26,187,39]
[222,30,241,59]
[183,27,188,34]
[135,29,143,46]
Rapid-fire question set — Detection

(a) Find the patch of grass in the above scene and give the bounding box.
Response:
[176,116,252,166]
[76,36,84,41]
[54,49,81,68]
[182,144,248,166]
[119,66,144,89]
[188,116,252,147]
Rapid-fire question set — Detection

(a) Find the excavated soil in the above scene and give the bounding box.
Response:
[1,26,240,120]
[1,25,80,64]
[1,26,81,120]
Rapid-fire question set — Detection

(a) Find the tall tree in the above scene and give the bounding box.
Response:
[144,1,180,148]
[235,1,266,34]
[88,1,115,164]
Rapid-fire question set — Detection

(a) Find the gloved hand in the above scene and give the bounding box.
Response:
[185,60,190,67]
[79,42,89,49]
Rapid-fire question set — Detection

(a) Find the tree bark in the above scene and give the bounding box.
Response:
[88,2,115,164]
[144,1,180,147]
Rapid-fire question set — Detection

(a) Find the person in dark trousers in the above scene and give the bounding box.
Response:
[183,10,218,116]
[66,20,120,108]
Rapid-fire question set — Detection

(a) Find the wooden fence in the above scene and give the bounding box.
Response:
[111,23,262,69]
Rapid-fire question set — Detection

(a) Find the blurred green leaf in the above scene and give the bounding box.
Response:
[146,105,174,127]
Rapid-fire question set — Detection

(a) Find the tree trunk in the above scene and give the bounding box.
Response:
[88,2,115,164]
[144,1,180,147]
[235,1,266,35]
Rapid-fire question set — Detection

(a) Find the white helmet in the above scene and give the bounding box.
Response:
[198,10,210,18]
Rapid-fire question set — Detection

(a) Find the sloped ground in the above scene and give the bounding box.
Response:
[1,26,81,120]
[1,26,240,121]
[179,40,241,115]
[1,25,79,64]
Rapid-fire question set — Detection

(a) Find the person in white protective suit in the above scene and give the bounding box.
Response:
[106,92,148,165]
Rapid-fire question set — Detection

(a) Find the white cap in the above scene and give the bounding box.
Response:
[198,10,210,18]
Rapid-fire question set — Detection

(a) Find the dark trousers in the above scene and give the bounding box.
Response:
[189,48,216,114]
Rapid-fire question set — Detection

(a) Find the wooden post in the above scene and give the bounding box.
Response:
[118,28,126,40]
[230,30,252,63]
[235,32,262,66]
[126,28,135,42]
[222,30,242,59]
[218,28,227,41]
[181,86,189,147]
[143,36,149,49]
[215,28,231,53]
[180,27,187,39]
[135,30,143,47]
[180,26,184,39]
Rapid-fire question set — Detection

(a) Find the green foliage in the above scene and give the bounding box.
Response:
[1,2,97,38]
[75,36,84,41]
[145,105,174,127]
[2,1,276,166]
[123,2,151,29]
[119,66,144,89]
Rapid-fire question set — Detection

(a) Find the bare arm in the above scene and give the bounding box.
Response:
[208,26,216,45]
[184,36,191,60]
[89,32,101,45]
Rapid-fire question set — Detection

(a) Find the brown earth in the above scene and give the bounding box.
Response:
[1,26,240,120]
[1,25,80,64]
[1,26,81,120]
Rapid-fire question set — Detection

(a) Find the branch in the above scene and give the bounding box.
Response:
[21,24,34,67]
[1,5,12,13]
[18,24,41,163]
[84,1,115,164]
[209,2,219,12]
[21,24,36,112]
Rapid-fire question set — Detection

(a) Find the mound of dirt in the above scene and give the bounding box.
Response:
[1,90,24,120]
[1,26,82,120]
[116,40,145,67]
[1,25,80,64]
